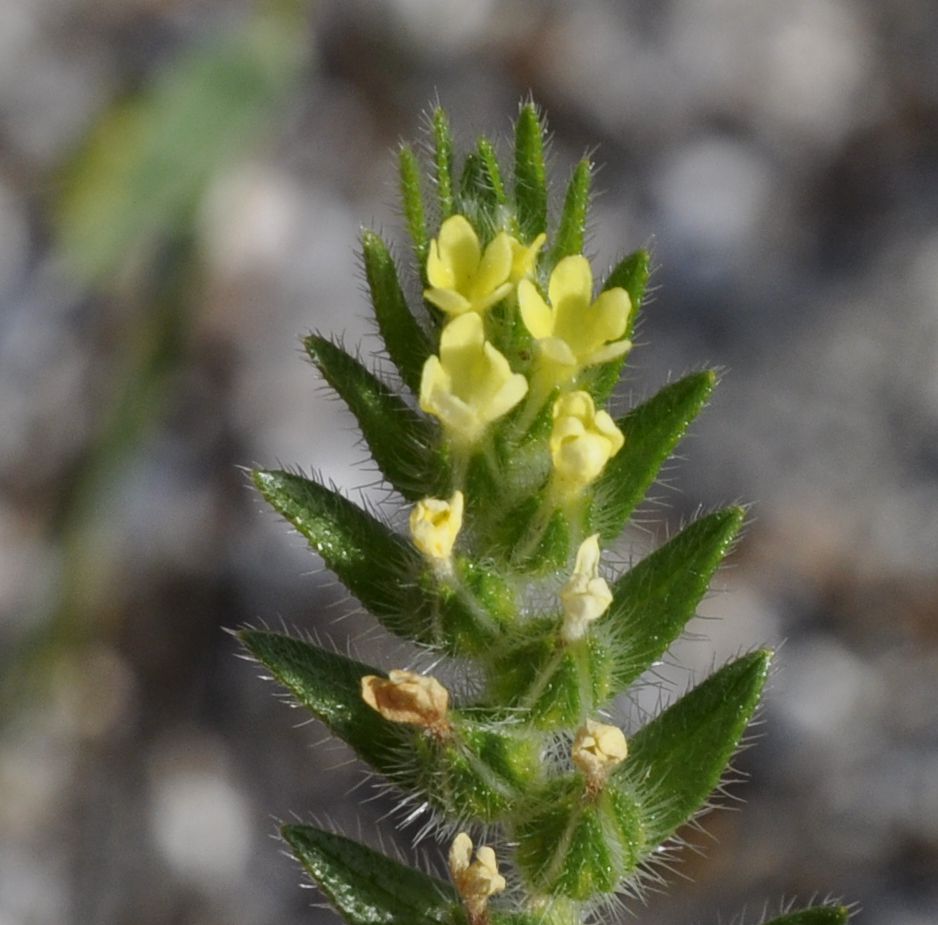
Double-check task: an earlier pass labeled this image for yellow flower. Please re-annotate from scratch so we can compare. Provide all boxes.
[509,232,547,283]
[572,719,628,788]
[420,313,528,446]
[425,215,514,317]
[560,533,613,642]
[550,391,624,494]
[409,491,464,562]
[518,255,632,382]
[449,832,506,922]
[360,670,450,733]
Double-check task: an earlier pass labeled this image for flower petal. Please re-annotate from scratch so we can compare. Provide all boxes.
[472,232,512,299]
[590,288,631,342]
[538,336,578,367]
[424,287,473,316]
[548,254,592,314]
[518,279,554,338]
[426,239,455,289]
[483,371,529,424]
[472,282,513,316]
[437,215,481,291]
[582,338,632,367]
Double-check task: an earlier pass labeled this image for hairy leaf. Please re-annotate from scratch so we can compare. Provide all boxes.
[361,230,433,395]
[399,144,429,273]
[551,160,591,264]
[591,371,716,541]
[514,104,548,240]
[240,629,402,772]
[626,650,772,845]
[433,107,456,219]
[304,335,443,500]
[762,908,851,925]
[605,507,745,689]
[282,824,459,925]
[252,469,429,641]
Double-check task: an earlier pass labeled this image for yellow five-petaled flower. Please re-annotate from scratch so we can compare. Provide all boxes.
[420,313,528,447]
[550,391,625,496]
[424,215,545,317]
[519,254,632,385]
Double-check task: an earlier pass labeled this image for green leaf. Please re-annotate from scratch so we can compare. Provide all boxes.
[762,908,851,925]
[514,104,548,240]
[399,144,429,274]
[56,8,305,283]
[588,248,652,401]
[433,107,456,219]
[304,335,443,500]
[550,159,591,264]
[591,371,717,541]
[626,650,772,845]
[253,470,509,654]
[361,230,433,395]
[282,824,459,925]
[605,507,745,689]
[252,469,429,642]
[239,629,403,773]
[476,137,507,206]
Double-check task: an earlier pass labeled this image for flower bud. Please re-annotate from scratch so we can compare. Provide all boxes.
[409,491,464,563]
[550,391,624,495]
[560,534,613,642]
[572,719,628,789]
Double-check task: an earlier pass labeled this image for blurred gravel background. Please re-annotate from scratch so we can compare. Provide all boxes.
[1,1,937,923]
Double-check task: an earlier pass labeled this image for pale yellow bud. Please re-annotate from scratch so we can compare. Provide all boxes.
[360,670,449,732]
[560,534,613,642]
[410,491,464,563]
[449,832,506,922]
[550,391,625,494]
[572,719,628,789]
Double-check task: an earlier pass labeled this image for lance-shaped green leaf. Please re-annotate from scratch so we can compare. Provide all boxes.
[514,104,548,240]
[282,824,459,925]
[626,649,772,845]
[591,371,716,541]
[399,144,429,273]
[604,506,745,689]
[252,469,430,641]
[239,629,403,773]
[361,230,433,395]
[254,470,510,653]
[550,159,591,264]
[762,909,851,925]
[588,248,652,401]
[433,107,456,219]
[476,137,507,206]
[304,335,443,500]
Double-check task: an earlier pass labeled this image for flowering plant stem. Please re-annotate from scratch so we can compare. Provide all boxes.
[240,103,850,925]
